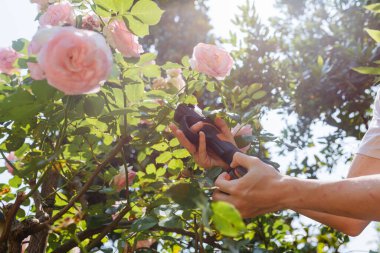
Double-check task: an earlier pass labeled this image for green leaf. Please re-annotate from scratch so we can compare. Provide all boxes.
[167,159,183,174]
[166,183,207,209]
[130,0,164,25]
[365,3,380,13]
[162,62,183,70]
[156,151,172,164]
[317,55,324,67]
[9,176,22,188]
[84,96,105,117]
[138,53,157,65]
[142,64,161,78]
[365,28,380,43]
[252,90,267,100]
[124,15,149,37]
[158,215,184,229]
[131,216,158,232]
[113,0,133,14]
[151,142,169,151]
[12,38,29,54]
[352,66,380,75]
[125,83,144,103]
[172,149,190,159]
[31,80,58,102]
[211,201,246,237]
[146,164,156,175]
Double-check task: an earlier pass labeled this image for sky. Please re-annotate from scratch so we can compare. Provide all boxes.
[0,0,378,251]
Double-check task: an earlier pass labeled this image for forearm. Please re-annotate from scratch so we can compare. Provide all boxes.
[282,175,380,221]
[296,209,369,236]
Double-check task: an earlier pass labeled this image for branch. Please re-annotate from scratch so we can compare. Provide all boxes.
[85,204,131,251]
[0,191,25,243]
[49,136,130,224]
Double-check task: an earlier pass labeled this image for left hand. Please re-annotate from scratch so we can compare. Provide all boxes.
[212,152,285,218]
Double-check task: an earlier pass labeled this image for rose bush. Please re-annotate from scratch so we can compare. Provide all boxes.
[0,1,284,252]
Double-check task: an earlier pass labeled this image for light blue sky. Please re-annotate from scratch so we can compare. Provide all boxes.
[0,0,378,251]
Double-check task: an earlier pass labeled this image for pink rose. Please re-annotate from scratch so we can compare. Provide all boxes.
[82,14,101,31]
[136,239,156,249]
[5,152,17,174]
[39,2,75,27]
[113,169,136,191]
[104,19,143,58]
[190,43,234,80]
[0,48,21,75]
[27,62,45,80]
[29,26,62,55]
[35,26,113,95]
[231,123,253,153]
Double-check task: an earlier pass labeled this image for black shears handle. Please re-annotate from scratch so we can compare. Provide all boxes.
[174,104,247,179]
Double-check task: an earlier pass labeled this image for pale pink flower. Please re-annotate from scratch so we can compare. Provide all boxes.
[136,239,156,249]
[29,26,62,55]
[0,48,21,75]
[166,68,182,78]
[113,168,136,191]
[39,2,75,27]
[27,62,45,80]
[5,152,17,174]
[231,123,253,153]
[152,77,168,90]
[166,76,185,91]
[190,43,234,80]
[35,26,113,95]
[104,19,143,57]
[82,14,101,31]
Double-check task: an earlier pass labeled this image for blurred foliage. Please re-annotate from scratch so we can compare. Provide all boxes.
[141,0,213,64]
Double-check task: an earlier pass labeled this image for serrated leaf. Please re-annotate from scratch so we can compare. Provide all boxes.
[211,201,246,237]
[130,0,164,25]
[166,183,207,209]
[84,96,105,117]
[125,83,144,103]
[146,164,156,174]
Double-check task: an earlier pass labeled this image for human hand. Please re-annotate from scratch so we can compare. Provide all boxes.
[213,152,285,218]
[169,117,235,169]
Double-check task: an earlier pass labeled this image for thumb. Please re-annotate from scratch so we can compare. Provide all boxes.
[230,152,259,170]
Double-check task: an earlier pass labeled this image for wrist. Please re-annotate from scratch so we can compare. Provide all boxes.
[278,176,312,210]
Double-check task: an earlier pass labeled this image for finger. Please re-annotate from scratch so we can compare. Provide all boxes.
[212,190,233,203]
[198,131,207,161]
[175,129,196,154]
[215,118,232,137]
[230,152,259,169]
[169,123,178,133]
[190,122,206,133]
[214,172,236,194]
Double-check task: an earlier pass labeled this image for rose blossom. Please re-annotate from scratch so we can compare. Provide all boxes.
[27,62,46,80]
[104,19,143,57]
[190,43,234,80]
[0,48,21,75]
[231,123,253,153]
[82,14,101,31]
[34,26,113,95]
[113,168,137,191]
[39,2,75,27]
[166,68,182,78]
[152,77,168,90]
[166,76,186,91]
[5,152,17,174]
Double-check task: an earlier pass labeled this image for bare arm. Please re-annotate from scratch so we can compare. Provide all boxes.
[295,154,380,236]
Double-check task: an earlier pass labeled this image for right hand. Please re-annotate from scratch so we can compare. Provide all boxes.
[169,117,236,169]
